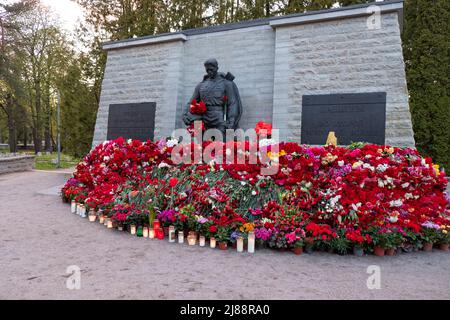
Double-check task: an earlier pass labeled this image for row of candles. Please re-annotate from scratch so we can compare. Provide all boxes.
[70,201,255,253]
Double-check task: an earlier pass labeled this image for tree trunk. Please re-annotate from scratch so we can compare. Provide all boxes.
[34,80,42,154]
[6,95,17,153]
[23,125,27,148]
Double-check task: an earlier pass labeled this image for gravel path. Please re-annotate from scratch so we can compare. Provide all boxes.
[0,170,449,300]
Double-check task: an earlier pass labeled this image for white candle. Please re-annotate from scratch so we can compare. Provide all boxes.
[210,237,216,249]
[107,219,113,229]
[169,226,176,243]
[237,236,244,252]
[103,215,108,226]
[130,225,136,235]
[149,228,155,239]
[247,231,255,253]
[88,209,96,222]
[178,231,184,244]
[71,201,76,213]
[76,204,80,215]
[99,215,105,224]
[188,235,196,246]
[199,236,206,247]
[143,227,149,238]
[79,205,86,217]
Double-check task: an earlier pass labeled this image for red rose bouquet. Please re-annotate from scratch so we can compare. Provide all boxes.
[190,99,207,114]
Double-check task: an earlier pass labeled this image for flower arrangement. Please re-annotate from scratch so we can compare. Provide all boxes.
[255,121,272,138]
[189,99,207,114]
[61,137,450,255]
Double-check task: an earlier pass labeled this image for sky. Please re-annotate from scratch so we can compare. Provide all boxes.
[41,0,85,31]
[3,0,85,32]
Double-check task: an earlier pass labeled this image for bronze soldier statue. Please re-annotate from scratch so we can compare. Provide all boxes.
[182,58,242,135]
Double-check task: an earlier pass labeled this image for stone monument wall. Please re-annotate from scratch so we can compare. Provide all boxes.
[93,0,414,148]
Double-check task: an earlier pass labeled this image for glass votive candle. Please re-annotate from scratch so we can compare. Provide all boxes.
[143,226,149,238]
[187,235,196,246]
[178,230,184,244]
[99,215,105,224]
[71,200,77,213]
[156,228,164,240]
[103,215,108,226]
[210,237,216,249]
[130,224,137,235]
[79,205,86,217]
[88,210,96,222]
[199,236,206,247]
[169,226,176,243]
[237,236,244,252]
[247,231,255,253]
[107,218,113,229]
[149,228,155,239]
[153,219,161,230]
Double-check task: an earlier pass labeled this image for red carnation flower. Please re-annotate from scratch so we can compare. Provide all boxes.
[255,121,272,137]
[169,177,178,187]
[209,225,217,233]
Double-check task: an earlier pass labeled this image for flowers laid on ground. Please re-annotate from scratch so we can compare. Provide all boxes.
[62,136,450,255]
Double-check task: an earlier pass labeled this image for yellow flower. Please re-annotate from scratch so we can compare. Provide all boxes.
[443,230,448,234]
[352,161,362,169]
[280,150,286,156]
[433,164,440,176]
[240,222,255,233]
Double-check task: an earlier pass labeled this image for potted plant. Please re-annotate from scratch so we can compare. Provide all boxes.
[420,222,440,252]
[384,228,403,256]
[437,226,449,251]
[304,237,314,254]
[345,229,372,257]
[216,226,230,250]
[292,240,304,255]
[330,230,351,255]
[370,228,388,256]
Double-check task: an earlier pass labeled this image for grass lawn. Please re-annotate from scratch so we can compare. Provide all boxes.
[34,153,79,170]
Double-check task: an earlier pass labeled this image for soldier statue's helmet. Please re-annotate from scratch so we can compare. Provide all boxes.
[204,58,218,68]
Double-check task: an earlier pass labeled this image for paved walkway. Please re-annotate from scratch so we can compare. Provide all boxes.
[0,170,449,300]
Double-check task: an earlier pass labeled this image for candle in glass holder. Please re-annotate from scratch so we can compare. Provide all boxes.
[76,204,80,215]
[169,226,176,243]
[79,205,86,218]
[99,215,105,224]
[103,215,108,226]
[130,224,137,235]
[210,237,216,248]
[149,228,155,239]
[156,228,164,240]
[178,231,184,243]
[71,201,76,213]
[187,235,196,246]
[88,210,96,222]
[237,236,244,252]
[199,236,206,247]
[143,226,149,238]
[107,218,113,229]
[137,226,143,237]
[247,231,255,253]
[153,219,161,230]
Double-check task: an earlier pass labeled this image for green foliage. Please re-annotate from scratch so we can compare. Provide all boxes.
[34,152,79,170]
[403,0,450,171]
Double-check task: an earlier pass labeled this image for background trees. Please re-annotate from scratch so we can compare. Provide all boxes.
[1,0,448,171]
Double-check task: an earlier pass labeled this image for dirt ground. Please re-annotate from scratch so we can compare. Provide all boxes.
[0,170,449,300]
